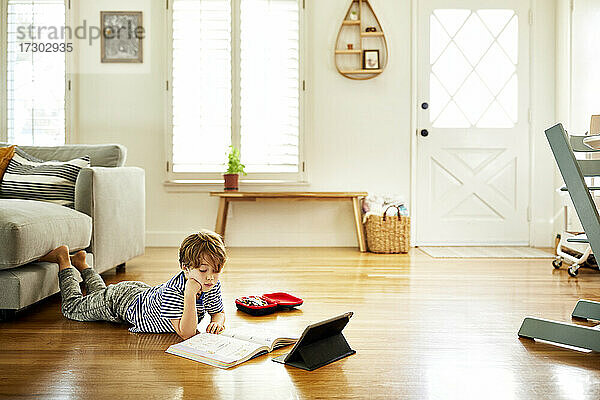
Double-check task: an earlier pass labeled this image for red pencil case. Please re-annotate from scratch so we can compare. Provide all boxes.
[235,292,303,316]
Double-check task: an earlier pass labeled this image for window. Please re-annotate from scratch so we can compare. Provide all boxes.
[4,0,67,145]
[169,0,303,179]
[429,9,518,128]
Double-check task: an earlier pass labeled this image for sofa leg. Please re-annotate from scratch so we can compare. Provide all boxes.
[0,309,16,322]
[116,263,126,273]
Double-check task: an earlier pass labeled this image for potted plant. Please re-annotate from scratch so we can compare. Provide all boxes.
[224,146,246,191]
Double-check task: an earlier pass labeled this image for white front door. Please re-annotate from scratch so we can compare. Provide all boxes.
[415,0,531,245]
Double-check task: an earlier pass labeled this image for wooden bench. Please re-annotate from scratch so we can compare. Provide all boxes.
[210,191,368,252]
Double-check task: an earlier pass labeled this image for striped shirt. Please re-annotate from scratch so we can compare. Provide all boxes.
[125,271,223,333]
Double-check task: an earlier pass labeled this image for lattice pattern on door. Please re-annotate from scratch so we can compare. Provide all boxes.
[429,9,518,128]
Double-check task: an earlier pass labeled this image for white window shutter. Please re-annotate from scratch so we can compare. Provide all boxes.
[7,0,66,145]
[240,0,300,173]
[171,0,301,175]
[172,0,232,173]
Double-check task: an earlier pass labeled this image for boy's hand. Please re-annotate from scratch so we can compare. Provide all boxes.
[184,277,202,296]
[206,322,225,334]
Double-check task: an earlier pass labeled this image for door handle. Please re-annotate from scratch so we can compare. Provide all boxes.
[420,129,429,137]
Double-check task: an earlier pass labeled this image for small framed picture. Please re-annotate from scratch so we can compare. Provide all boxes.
[363,49,380,70]
[101,11,144,63]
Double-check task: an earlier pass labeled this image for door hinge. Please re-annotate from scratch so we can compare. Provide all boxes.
[68,80,71,91]
[302,80,306,91]
[570,0,574,11]
[166,0,169,10]
[166,161,170,172]
[166,80,169,91]
[68,0,71,10]
[302,0,305,9]
[302,161,305,172]
[529,9,533,25]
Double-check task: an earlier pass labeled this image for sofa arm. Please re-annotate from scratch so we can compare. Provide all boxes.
[75,167,145,273]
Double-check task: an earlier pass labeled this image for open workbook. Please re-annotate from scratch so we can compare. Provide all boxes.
[166,325,298,368]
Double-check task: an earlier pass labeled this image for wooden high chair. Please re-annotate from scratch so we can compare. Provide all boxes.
[518,123,600,351]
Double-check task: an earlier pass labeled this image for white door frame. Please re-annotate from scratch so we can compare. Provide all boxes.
[409,0,534,246]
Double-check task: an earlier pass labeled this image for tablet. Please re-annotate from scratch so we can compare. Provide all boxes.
[272,311,355,371]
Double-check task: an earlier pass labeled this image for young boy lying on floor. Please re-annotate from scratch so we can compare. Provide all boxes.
[40,230,226,339]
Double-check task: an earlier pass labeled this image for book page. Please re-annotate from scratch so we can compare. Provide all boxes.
[175,332,263,364]
[224,325,298,349]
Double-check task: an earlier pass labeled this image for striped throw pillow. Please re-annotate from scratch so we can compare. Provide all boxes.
[0,147,90,208]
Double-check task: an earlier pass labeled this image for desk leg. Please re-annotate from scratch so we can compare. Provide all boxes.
[351,197,367,252]
[215,198,229,238]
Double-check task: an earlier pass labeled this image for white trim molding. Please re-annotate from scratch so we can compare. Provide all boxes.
[0,0,7,142]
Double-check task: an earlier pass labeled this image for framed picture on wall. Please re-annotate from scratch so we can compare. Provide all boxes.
[101,11,144,63]
[363,49,380,70]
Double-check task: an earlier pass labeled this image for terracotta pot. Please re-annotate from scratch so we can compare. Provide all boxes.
[223,174,239,191]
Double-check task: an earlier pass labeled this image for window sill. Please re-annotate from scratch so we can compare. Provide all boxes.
[163,179,310,193]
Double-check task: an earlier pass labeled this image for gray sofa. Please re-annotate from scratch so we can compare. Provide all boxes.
[0,143,145,320]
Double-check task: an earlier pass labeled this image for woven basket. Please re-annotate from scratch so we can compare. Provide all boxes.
[365,205,410,253]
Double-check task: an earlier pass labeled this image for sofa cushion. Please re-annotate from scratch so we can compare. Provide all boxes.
[0,147,90,208]
[0,199,92,270]
[0,145,15,181]
[0,253,91,309]
[0,143,126,167]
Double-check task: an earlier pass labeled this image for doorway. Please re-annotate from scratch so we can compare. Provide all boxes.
[414,0,531,245]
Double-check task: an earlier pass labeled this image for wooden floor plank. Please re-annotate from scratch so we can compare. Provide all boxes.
[1,247,599,399]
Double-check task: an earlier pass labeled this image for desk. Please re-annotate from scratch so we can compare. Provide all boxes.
[209,191,369,252]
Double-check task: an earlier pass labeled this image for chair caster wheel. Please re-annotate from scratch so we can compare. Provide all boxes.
[568,266,579,277]
[552,259,563,269]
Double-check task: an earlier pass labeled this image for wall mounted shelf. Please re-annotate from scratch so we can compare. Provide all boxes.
[339,69,383,74]
[335,50,362,54]
[334,0,388,80]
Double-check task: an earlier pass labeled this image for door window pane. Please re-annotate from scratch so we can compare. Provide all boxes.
[430,9,518,128]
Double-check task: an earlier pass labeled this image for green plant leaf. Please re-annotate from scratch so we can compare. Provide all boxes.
[225,146,247,175]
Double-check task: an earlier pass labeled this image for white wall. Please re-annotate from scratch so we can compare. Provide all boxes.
[553,0,571,235]
[530,0,557,247]
[70,0,556,247]
[551,0,600,235]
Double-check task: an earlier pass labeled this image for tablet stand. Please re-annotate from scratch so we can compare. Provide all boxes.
[274,333,355,371]
[273,312,356,371]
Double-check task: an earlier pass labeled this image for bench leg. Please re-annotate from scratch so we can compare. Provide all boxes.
[215,198,229,238]
[351,197,367,252]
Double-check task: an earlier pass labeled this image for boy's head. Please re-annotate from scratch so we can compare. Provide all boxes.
[179,230,227,273]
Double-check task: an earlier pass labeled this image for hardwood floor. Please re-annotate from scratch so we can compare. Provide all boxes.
[1,247,599,399]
